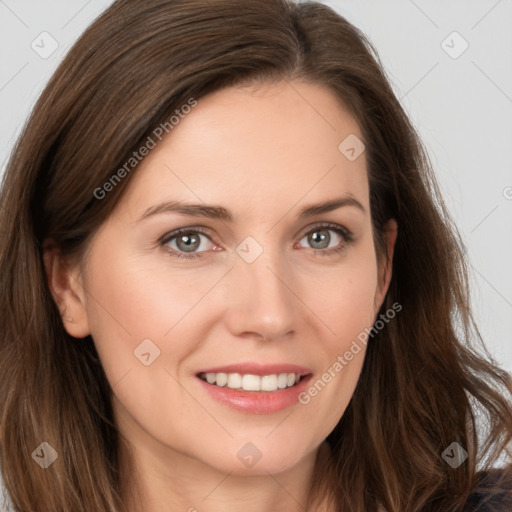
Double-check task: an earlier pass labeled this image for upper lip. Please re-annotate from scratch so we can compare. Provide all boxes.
[196,363,312,376]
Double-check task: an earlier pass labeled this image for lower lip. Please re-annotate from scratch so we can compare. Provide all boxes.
[196,374,313,414]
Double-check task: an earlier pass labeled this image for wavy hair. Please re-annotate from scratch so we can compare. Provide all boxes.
[0,0,511,510]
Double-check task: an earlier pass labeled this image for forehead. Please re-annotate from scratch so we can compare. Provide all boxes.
[119,80,368,220]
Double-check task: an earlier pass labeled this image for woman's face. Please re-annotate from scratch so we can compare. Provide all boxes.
[54,80,396,477]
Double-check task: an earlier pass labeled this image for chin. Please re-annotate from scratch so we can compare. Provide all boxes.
[200,439,314,476]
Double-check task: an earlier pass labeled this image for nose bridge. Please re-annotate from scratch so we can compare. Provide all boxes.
[226,238,297,339]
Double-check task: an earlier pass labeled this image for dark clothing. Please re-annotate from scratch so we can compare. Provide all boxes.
[464,468,512,511]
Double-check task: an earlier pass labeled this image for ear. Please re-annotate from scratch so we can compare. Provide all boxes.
[43,238,91,338]
[373,218,398,314]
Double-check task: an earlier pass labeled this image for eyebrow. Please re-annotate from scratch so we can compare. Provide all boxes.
[136,196,366,223]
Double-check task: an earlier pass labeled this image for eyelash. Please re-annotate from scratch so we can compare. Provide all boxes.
[159,223,355,261]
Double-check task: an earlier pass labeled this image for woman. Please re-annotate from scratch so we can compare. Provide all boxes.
[0,0,511,510]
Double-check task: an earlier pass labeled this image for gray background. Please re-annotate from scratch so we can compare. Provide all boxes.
[1,0,511,374]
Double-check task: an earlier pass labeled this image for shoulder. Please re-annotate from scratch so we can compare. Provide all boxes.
[463,467,512,512]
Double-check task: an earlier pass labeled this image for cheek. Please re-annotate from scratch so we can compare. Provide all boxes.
[81,248,211,439]
[84,245,223,341]
[297,244,378,422]
[81,243,230,394]
[304,247,379,344]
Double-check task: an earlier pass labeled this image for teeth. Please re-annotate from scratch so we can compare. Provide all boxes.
[261,374,277,391]
[242,374,260,391]
[227,373,242,388]
[215,373,227,387]
[201,372,301,391]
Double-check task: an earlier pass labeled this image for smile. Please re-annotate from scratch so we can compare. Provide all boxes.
[195,366,314,414]
[198,372,302,391]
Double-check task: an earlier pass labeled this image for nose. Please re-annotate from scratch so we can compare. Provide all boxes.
[222,246,297,341]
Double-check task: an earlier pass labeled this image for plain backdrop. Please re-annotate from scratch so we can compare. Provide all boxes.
[1,0,511,375]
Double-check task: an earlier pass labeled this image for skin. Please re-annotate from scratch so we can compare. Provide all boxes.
[44,80,397,512]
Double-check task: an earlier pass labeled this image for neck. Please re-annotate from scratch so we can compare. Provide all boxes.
[120,438,334,512]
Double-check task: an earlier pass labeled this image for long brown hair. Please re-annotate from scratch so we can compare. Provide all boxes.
[1,1,511,510]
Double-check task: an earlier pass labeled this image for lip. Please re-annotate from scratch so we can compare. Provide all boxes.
[195,363,312,376]
[195,367,313,415]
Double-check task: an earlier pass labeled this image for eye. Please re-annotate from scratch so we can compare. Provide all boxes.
[297,223,354,256]
[160,223,354,261]
[160,227,216,260]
